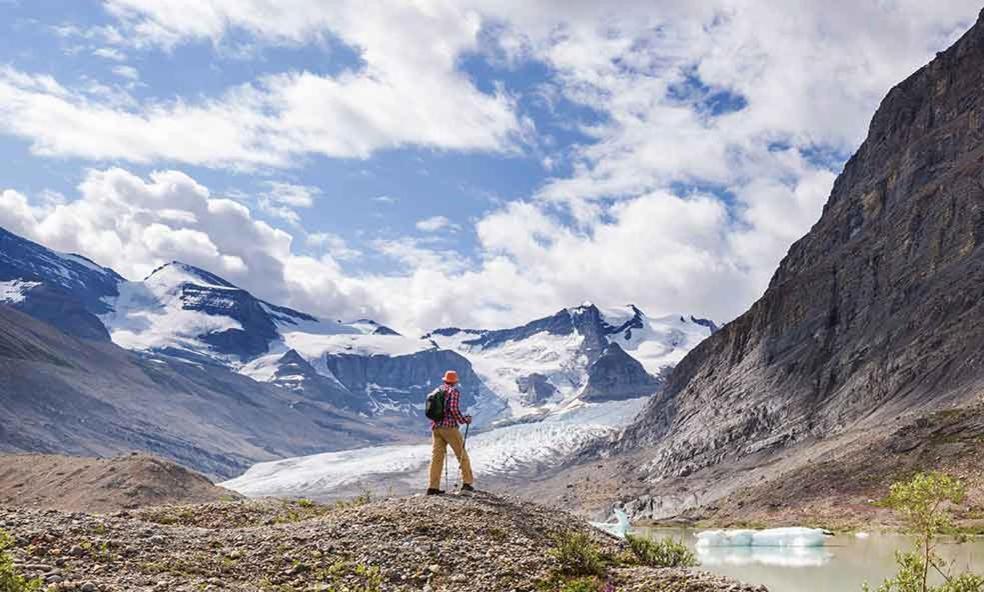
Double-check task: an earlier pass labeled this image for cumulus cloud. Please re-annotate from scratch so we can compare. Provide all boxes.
[415,216,460,233]
[0,167,793,332]
[2,168,293,301]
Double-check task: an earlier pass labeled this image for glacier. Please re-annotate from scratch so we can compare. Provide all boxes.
[221,397,647,498]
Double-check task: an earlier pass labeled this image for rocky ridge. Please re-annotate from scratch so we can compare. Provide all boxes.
[0,493,764,592]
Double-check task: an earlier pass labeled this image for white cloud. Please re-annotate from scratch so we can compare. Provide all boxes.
[415,216,460,233]
[2,168,293,302]
[111,65,140,80]
[256,181,321,225]
[265,181,319,208]
[0,190,41,239]
[306,232,361,261]
[93,47,127,61]
[0,1,529,169]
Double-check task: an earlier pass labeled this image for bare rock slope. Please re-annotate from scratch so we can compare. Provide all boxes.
[610,11,984,518]
[0,453,238,513]
[0,304,391,479]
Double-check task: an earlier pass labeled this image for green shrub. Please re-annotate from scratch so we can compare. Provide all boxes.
[0,530,42,592]
[625,534,698,568]
[549,531,605,577]
[863,472,984,592]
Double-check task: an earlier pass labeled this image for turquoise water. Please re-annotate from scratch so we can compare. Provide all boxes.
[635,528,984,592]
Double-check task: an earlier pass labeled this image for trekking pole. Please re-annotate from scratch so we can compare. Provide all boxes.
[460,423,470,491]
[444,443,449,492]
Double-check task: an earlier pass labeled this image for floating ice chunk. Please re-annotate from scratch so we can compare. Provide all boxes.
[590,509,630,539]
[696,527,828,548]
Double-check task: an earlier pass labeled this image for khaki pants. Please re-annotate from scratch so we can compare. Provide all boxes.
[428,426,474,490]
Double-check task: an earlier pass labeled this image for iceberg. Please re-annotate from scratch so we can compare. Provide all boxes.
[696,527,828,548]
[590,508,630,539]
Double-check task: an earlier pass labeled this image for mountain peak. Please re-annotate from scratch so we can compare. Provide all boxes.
[568,302,599,314]
[144,261,236,289]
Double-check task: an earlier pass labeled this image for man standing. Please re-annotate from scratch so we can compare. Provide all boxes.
[427,370,475,495]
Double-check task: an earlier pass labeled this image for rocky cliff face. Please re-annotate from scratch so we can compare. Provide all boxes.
[620,11,984,485]
[268,349,370,413]
[323,348,481,415]
[581,343,664,402]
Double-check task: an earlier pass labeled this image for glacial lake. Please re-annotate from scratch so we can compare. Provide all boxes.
[636,528,984,592]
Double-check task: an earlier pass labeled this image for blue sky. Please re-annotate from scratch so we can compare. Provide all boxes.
[0,1,979,331]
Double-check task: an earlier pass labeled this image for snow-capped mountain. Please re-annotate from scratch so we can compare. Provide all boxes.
[101,261,327,362]
[0,223,720,488]
[426,304,715,420]
[100,260,483,420]
[0,224,715,430]
[0,226,123,340]
[0,229,486,422]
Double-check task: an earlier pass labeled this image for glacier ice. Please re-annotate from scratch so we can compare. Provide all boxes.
[222,398,647,498]
[696,527,829,548]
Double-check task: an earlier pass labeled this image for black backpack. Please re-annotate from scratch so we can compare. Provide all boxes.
[425,387,446,421]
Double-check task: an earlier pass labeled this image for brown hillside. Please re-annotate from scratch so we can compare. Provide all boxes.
[0,453,238,513]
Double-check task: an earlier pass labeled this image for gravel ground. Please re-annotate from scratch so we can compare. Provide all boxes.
[1,492,766,591]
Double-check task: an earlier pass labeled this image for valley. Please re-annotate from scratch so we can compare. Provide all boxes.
[2,4,984,592]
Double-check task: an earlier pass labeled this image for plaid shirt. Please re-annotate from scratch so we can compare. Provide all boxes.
[431,384,469,429]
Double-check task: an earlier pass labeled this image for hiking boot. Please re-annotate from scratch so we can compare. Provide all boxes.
[426,488,445,496]
[460,483,476,493]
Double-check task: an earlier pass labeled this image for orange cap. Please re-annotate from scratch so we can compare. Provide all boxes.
[443,370,459,384]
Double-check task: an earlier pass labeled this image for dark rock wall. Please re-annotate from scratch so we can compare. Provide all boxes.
[323,348,483,412]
